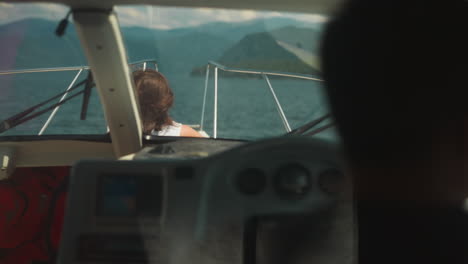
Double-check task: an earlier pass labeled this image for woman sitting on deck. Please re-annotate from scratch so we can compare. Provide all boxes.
[133,69,202,137]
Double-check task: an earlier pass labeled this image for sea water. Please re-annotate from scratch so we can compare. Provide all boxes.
[0,71,338,141]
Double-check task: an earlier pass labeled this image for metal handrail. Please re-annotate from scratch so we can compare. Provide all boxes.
[202,61,323,138]
[129,58,158,66]
[213,67,219,138]
[0,66,90,76]
[200,65,210,132]
[262,74,292,132]
[129,59,159,71]
[207,61,324,82]
[0,59,159,76]
[0,59,159,135]
[2,59,322,138]
[38,69,84,135]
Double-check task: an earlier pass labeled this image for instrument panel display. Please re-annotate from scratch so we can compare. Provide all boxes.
[97,174,163,217]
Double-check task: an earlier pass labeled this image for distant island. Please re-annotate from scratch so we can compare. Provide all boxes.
[191,27,322,78]
[0,18,322,77]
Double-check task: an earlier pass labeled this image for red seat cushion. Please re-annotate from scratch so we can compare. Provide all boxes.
[0,166,70,264]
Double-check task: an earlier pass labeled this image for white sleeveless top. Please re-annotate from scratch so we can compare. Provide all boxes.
[151,121,182,136]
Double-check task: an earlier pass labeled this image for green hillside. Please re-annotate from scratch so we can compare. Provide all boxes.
[124,32,232,73]
[0,19,233,74]
[0,19,86,69]
[192,31,320,76]
[269,26,323,53]
[0,19,322,76]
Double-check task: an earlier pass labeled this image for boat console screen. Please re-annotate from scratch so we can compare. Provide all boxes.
[97,174,163,217]
[58,137,355,264]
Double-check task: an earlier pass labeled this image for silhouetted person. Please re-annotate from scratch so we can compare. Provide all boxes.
[322,0,468,263]
[133,69,202,137]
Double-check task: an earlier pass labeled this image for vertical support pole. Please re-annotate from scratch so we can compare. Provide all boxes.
[142,62,147,71]
[74,10,142,157]
[262,74,291,132]
[38,69,84,135]
[200,64,210,131]
[213,67,218,138]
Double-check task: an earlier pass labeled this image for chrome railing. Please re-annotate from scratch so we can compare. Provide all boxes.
[0,59,159,76]
[38,69,84,135]
[200,61,324,138]
[0,59,159,135]
[1,59,324,138]
[129,59,159,72]
[0,66,90,75]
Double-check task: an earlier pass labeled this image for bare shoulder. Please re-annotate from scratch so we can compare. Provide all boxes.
[181,125,203,137]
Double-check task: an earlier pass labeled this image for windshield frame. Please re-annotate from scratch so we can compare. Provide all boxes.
[0,4,335,156]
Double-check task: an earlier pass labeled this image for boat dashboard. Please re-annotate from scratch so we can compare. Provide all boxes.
[58,136,354,264]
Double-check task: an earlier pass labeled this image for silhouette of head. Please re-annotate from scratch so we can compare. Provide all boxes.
[133,69,174,133]
[322,0,468,168]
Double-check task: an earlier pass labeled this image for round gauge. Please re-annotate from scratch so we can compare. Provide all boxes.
[274,164,311,199]
[236,168,268,195]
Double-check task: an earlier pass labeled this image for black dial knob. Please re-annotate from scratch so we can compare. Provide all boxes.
[274,164,310,199]
[236,168,267,195]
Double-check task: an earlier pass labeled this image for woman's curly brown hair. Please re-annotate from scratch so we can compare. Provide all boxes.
[133,69,174,133]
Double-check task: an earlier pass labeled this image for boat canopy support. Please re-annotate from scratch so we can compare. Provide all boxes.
[262,74,291,132]
[201,61,323,136]
[73,9,142,157]
[38,69,84,135]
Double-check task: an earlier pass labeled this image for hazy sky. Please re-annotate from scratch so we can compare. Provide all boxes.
[0,3,328,29]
